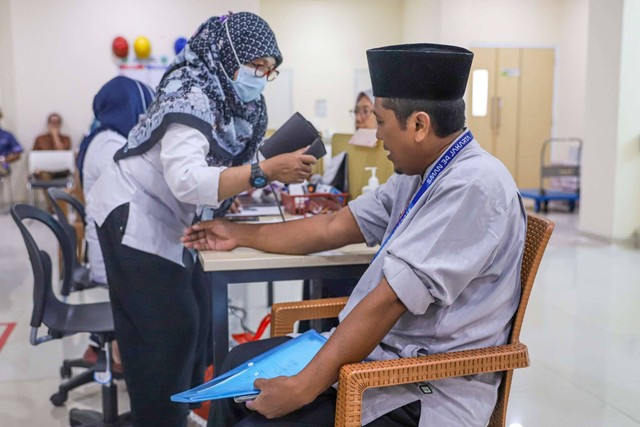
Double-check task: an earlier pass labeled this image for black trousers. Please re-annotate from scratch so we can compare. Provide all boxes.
[209,337,420,427]
[97,204,211,427]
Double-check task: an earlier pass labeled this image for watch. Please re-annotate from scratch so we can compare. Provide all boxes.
[249,160,269,189]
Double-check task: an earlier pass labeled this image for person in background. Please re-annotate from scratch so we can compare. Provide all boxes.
[0,107,23,176]
[33,112,72,151]
[353,89,377,130]
[31,112,73,203]
[88,12,315,427]
[77,75,154,286]
[76,75,154,376]
[183,43,526,427]
[303,88,378,332]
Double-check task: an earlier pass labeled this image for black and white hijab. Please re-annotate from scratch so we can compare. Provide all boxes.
[115,11,282,219]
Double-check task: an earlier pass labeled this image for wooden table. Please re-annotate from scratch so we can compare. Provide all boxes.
[199,243,376,374]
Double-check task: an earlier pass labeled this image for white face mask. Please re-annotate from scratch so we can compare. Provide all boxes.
[220,21,267,102]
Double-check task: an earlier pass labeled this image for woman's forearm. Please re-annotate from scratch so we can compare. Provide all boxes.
[218,164,254,201]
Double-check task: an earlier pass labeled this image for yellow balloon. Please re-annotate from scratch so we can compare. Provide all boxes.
[134,36,152,59]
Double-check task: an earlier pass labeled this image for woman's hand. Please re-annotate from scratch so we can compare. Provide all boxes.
[229,198,243,213]
[261,147,316,184]
[181,219,239,251]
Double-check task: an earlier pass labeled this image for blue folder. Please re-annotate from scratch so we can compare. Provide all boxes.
[171,330,327,403]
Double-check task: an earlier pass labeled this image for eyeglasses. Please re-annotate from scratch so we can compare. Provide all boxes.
[251,62,279,82]
[349,107,374,118]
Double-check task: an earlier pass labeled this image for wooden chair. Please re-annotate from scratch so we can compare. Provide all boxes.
[270,213,554,427]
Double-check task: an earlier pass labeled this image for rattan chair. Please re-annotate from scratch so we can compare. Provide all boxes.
[270,213,554,427]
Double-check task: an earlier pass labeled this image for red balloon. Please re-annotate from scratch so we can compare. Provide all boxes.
[112,36,129,59]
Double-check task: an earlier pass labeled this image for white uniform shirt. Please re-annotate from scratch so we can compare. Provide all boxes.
[87,123,226,265]
[82,130,125,284]
[342,135,526,426]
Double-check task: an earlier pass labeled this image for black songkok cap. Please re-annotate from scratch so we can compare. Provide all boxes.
[367,43,473,100]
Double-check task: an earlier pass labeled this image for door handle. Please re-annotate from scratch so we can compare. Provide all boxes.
[496,97,502,132]
[490,97,499,131]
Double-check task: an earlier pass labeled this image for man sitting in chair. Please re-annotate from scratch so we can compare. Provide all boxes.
[182,43,527,427]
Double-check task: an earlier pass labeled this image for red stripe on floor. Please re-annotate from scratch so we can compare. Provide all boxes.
[0,322,17,352]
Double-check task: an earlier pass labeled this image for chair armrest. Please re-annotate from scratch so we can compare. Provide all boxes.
[335,343,529,427]
[270,297,348,337]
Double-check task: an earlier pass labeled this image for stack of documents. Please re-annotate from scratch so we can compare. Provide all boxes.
[171,330,327,403]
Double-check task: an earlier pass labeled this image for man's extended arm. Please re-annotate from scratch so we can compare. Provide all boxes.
[182,205,366,255]
[246,277,407,418]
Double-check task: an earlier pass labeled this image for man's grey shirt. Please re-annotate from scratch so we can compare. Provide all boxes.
[341,135,526,426]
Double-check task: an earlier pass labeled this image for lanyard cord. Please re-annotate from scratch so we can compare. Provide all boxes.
[371,129,474,263]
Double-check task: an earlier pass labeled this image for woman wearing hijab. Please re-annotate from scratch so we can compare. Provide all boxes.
[353,89,376,130]
[78,75,154,286]
[88,12,315,427]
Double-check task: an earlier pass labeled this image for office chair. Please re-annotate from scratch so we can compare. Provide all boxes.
[27,150,75,208]
[11,204,128,426]
[270,213,554,427]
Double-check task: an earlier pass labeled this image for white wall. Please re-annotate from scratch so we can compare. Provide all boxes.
[580,0,623,239]
[9,0,259,149]
[555,0,588,139]
[6,0,629,240]
[402,0,441,44]
[4,0,258,200]
[401,0,589,142]
[0,0,16,121]
[579,0,640,243]
[613,0,640,240]
[259,0,403,135]
[0,0,20,203]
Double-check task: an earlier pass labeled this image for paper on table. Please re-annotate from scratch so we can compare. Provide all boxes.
[171,330,327,403]
[226,206,283,217]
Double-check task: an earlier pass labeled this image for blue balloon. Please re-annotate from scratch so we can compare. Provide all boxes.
[174,37,188,55]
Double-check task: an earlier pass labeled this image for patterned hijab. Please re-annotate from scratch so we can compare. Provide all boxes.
[114,12,282,218]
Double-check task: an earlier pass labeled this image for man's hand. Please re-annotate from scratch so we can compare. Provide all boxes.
[48,123,60,136]
[245,376,316,419]
[181,219,239,251]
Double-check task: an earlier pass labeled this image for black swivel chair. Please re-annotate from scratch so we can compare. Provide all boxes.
[11,204,128,426]
[47,187,105,295]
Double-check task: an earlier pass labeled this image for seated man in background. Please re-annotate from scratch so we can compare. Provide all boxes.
[33,112,72,152]
[31,112,73,189]
[183,43,526,426]
[0,107,23,176]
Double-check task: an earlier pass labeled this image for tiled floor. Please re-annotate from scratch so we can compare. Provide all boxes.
[0,205,639,426]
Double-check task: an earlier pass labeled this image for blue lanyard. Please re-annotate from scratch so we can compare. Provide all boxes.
[371,129,474,262]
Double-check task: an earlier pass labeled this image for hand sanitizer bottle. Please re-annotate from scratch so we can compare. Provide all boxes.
[362,167,379,194]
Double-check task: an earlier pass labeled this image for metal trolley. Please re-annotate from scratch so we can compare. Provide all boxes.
[520,137,583,213]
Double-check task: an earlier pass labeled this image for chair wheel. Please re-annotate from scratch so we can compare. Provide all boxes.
[60,365,72,378]
[50,390,68,406]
